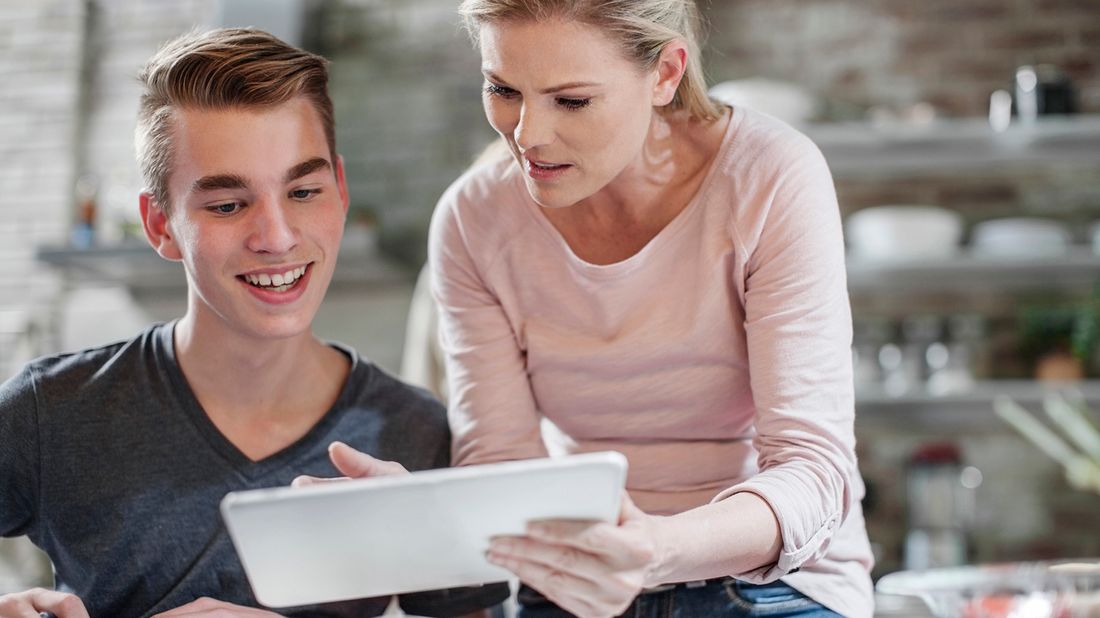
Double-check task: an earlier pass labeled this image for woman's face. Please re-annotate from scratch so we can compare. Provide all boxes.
[478,18,661,209]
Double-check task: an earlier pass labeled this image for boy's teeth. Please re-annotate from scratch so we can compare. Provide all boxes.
[245,266,307,290]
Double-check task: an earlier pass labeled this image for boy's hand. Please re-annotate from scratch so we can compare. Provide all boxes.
[292,441,409,487]
[0,587,89,618]
[151,597,282,616]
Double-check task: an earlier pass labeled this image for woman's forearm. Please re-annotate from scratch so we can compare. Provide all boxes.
[645,491,782,587]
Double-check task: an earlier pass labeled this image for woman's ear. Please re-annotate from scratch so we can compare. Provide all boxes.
[140,192,183,261]
[652,40,688,107]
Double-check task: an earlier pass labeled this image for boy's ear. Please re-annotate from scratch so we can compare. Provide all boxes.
[335,154,350,215]
[140,192,182,261]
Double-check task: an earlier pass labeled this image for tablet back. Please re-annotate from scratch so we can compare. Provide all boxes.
[221,451,627,608]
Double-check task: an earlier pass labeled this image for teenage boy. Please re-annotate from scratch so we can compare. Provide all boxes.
[0,28,507,618]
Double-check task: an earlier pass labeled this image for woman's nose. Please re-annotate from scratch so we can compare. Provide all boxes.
[246,198,297,254]
[514,104,553,152]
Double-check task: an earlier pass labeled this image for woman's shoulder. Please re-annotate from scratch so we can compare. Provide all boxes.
[430,151,531,252]
[723,106,827,174]
[705,107,838,246]
[438,149,522,213]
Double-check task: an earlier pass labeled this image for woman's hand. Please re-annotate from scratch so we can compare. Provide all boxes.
[151,597,282,616]
[486,495,662,618]
[292,441,408,486]
[0,588,89,618]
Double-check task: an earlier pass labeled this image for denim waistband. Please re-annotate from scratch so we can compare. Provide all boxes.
[640,575,734,595]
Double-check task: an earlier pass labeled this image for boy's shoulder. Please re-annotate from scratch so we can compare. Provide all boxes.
[331,346,450,470]
[5,323,168,400]
[338,347,446,422]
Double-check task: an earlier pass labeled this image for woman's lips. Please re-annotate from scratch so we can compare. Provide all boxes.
[525,158,572,181]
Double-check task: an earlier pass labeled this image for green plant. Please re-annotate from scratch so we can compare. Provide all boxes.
[1018,299,1100,366]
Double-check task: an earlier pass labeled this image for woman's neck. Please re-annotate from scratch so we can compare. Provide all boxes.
[543,106,730,265]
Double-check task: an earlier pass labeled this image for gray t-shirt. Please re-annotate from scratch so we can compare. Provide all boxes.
[0,323,508,617]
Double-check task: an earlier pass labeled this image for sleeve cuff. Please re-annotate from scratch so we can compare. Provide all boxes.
[712,478,841,582]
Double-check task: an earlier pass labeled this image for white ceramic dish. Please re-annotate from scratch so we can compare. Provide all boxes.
[876,559,1100,618]
[708,78,819,125]
[970,217,1071,258]
[845,205,963,261]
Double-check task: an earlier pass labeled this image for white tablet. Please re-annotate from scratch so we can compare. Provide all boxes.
[220,451,628,608]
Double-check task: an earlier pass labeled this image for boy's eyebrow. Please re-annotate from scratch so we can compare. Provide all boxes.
[191,174,247,194]
[285,157,331,183]
[188,158,330,195]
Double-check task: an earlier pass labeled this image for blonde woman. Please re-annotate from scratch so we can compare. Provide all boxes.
[339,1,873,616]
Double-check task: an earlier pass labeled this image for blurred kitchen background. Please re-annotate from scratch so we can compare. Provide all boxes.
[2,0,1100,613]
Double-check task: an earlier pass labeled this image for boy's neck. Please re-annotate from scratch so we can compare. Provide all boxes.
[172,310,351,461]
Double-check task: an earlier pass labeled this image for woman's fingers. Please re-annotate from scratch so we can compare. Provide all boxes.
[489,534,605,585]
[488,533,646,618]
[525,518,656,570]
[486,495,659,617]
[486,545,626,618]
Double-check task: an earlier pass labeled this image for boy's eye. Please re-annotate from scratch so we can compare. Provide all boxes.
[290,188,321,200]
[556,97,591,110]
[209,202,241,215]
[484,83,519,99]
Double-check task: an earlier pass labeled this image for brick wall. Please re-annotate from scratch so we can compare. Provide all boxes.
[0,0,83,313]
[315,0,492,265]
[79,1,218,245]
[0,0,215,368]
[705,0,1100,118]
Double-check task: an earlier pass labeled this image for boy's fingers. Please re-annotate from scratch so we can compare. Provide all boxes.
[328,441,408,478]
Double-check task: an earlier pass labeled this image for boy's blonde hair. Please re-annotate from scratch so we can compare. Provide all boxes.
[135,28,335,212]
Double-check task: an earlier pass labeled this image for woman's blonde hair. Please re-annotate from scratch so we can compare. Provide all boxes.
[457,0,722,122]
[135,28,335,212]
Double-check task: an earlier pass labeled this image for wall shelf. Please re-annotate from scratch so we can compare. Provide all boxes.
[804,114,1100,177]
[35,242,412,295]
[856,379,1100,430]
[846,249,1100,295]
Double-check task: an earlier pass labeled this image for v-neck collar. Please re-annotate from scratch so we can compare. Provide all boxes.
[155,321,363,481]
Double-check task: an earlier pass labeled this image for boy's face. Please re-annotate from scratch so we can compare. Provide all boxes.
[141,97,348,341]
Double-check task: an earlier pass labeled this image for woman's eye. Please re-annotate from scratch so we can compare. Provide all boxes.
[290,188,321,200]
[557,97,591,111]
[485,83,519,99]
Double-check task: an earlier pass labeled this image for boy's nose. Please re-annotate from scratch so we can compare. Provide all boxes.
[247,199,297,254]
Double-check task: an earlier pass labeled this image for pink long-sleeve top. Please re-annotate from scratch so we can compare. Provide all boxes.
[429,106,874,617]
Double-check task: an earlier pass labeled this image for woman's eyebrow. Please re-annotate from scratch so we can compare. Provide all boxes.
[483,70,599,94]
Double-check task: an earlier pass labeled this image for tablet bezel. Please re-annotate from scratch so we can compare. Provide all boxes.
[220,451,628,608]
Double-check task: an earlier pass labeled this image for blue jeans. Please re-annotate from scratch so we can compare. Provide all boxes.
[516,578,843,618]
